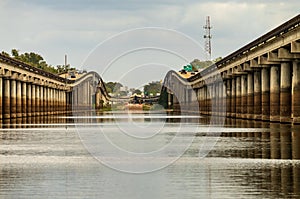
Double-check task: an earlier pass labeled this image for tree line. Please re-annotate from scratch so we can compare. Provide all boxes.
[1,49,75,74]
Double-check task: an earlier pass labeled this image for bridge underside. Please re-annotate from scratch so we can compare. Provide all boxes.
[162,14,300,124]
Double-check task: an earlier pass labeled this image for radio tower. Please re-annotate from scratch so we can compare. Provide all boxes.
[203,16,212,61]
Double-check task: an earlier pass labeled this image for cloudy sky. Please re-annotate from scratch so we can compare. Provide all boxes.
[0,0,299,88]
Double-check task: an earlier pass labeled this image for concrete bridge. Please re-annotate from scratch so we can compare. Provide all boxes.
[0,54,109,121]
[162,14,300,124]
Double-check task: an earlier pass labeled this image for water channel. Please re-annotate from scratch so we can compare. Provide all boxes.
[0,111,300,198]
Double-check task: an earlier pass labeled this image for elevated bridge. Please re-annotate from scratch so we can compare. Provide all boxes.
[0,54,109,120]
[162,14,300,124]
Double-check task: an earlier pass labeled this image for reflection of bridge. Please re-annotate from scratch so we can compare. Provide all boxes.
[162,14,300,124]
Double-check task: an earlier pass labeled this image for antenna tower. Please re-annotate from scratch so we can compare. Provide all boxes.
[203,16,212,61]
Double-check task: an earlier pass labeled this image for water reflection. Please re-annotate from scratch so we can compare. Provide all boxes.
[215,118,300,160]
[0,112,300,198]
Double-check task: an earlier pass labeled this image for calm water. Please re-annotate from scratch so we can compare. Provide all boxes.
[0,112,300,198]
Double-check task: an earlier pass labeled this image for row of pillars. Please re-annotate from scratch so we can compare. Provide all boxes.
[195,61,300,124]
[0,76,71,120]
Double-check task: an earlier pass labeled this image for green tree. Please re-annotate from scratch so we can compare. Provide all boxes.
[132,89,142,95]
[1,51,10,57]
[9,49,60,74]
[144,81,162,96]
[105,82,123,94]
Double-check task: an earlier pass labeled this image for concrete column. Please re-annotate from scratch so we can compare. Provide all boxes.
[61,91,65,113]
[220,81,225,116]
[40,86,44,115]
[48,88,52,115]
[280,62,292,123]
[292,61,300,123]
[22,82,27,117]
[31,84,36,117]
[54,89,58,114]
[241,74,248,118]
[226,79,231,117]
[43,87,47,115]
[270,65,280,122]
[231,78,236,117]
[16,81,22,118]
[58,90,62,113]
[36,85,40,116]
[211,82,219,115]
[262,68,270,121]
[204,86,208,115]
[247,72,254,119]
[236,76,241,118]
[27,84,31,117]
[254,70,262,120]
[0,77,3,120]
[10,79,16,118]
[3,78,10,119]
[168,92,172,109]
[207,84,211,115]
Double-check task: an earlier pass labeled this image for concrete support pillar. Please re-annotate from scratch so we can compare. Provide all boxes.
[43,87,47,115]
[220,81,226,116]
[54,89,58,114]
[241,74,248,118]
[27,84,31,117]
[226,80,231,117]
[247,73,254,119]
[40,86,44,115]
[231,78,236,118]
[207,84,212,115]
[22,82,27,117]
[292,61,300,123]
[31,84,36,117]
[35,85,40,116]
[168,92,173,109]
[236,76,241,118]
[211,82,219,115]
[204,86,208,115]
[262,68,270,121]
[10,79,16,119]
[3,78,10,119]
[16,81,22,118]
[0,77,3,120]
[270,65,280,122]
[280,62,292,123]
[62,91,65,113]
[48,88,52,115]
[254,70,262,120]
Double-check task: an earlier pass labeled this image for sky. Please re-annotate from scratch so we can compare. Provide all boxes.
[0,0,299,88]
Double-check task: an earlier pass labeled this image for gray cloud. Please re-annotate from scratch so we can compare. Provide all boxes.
[1,0,299,86]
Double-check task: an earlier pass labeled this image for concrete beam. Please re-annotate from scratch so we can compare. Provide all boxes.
[243,63,253,71]
[278,47,300,59]
[291,41,300,53]
[267,51,291,62]
[258,56,279,65]
[250,59,259,67]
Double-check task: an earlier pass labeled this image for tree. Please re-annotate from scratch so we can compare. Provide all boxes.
[9,49,60,74]
[105,82,123,94]
[1,51,10,57]
[144,81,162,96]
[132,89,142,95]
[190,59,213,70]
